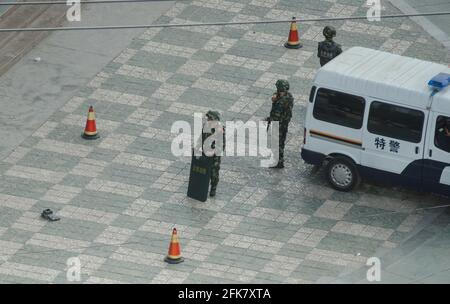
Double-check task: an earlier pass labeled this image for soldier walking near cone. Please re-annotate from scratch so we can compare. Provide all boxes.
[265,80,294,169]
[318,26,343,66]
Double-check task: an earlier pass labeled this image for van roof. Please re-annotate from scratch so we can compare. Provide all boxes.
[315,47,450,114]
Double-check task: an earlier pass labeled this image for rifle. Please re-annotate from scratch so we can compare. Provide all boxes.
[266,93,278,132]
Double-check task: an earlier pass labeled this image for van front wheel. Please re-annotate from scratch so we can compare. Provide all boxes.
[326,157,360,192]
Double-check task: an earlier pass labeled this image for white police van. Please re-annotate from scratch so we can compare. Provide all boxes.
[301,47,450,197]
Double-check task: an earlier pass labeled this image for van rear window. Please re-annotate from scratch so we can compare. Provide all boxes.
[312,88,365,129]
[368,101,424,143]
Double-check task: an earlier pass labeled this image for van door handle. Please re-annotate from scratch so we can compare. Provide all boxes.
[415,147,419,154]
[429,149,433,157]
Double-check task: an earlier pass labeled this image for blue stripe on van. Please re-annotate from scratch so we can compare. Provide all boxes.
[360,160,449,197]
[301,148,450,197]
[358,163,422,190]
[301,148,326,166]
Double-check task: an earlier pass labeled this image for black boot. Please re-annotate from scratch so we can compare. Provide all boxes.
[270,162,284,169]
[209,187,216,197]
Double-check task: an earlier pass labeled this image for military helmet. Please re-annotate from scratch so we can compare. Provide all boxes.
[206,110,221,121]
[323,26,336,39]
[275,79,290,92]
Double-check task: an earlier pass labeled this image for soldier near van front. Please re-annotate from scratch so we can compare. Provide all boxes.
[318,26,342,67]
[265,80,294,169]
[197,110,226,197]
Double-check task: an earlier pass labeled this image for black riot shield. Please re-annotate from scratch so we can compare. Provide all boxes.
[187,150,213,202]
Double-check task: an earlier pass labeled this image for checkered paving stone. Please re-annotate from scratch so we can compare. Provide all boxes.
[0,0,449,284]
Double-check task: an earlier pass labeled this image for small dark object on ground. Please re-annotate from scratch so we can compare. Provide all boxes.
[41,209,60,221]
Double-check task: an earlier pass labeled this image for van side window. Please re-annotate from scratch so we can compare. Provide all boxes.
[434,116,450,153]
[368,101,424,143]
[312,88,365,129]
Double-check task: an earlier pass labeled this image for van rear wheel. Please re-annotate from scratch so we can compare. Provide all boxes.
[326,157,360,192]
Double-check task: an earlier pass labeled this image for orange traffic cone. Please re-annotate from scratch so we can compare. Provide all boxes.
[82,105,99,140]
[284,17,302,49]
[164,228,184,264]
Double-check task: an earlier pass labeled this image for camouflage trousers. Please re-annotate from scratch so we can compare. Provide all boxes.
[210,156,221,190]
[278,123,289,164]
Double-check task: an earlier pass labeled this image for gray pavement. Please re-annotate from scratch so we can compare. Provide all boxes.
[0,0,449,284]
[390,0,450,49]
[328,206,450,283]
[414,0,450,38]
[0,1,175,160]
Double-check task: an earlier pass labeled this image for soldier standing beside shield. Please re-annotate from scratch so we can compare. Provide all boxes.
[318,26,343,67]
[198,110,225,197]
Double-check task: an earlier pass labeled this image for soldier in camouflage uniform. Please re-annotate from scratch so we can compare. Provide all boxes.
[199,110,225,197]
[266,80,294,169]
[318,26,342,67]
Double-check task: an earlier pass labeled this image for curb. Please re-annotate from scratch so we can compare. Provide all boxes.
[0,4,67,76]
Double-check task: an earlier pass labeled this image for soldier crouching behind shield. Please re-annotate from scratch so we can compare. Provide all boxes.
[265,80,294,169]
[318,26,342,67]
[195,110,226,197]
